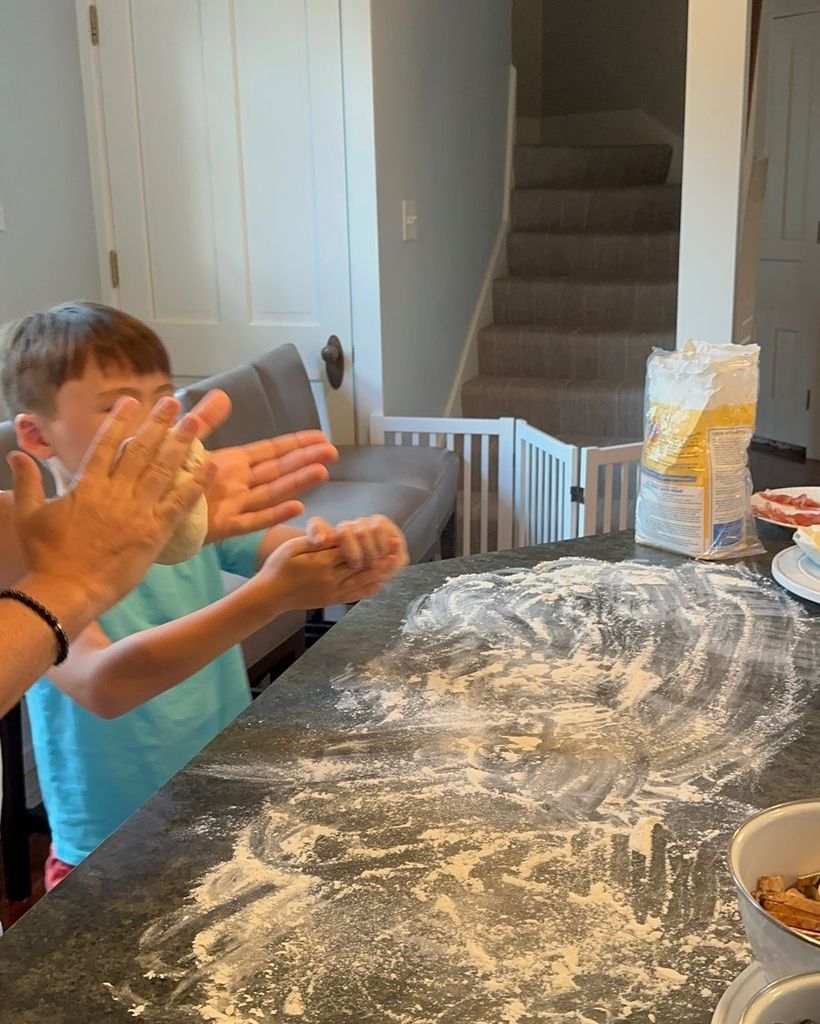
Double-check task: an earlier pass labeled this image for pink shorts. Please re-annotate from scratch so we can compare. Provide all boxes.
[44,846,74,892]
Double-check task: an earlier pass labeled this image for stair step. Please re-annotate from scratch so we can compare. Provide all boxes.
[477,325,675,384]
[507,230,679,280]
[512,184,682,233]
[493,277,678,331]
[514,143,673,189]
[462,375,645,442]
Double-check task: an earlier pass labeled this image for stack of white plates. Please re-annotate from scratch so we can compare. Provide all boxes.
[772,545,820,604]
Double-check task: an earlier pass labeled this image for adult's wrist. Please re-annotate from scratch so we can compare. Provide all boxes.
[13,572,102,641]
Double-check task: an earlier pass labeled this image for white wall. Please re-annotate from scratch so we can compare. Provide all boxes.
[340,0,385,444]
[0,1,100,326]
[676,0,751,344]
[541,0,688,137]
[370,0,512,417]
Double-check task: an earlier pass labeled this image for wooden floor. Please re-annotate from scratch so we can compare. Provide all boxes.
[2,443,818,933]
[749,442,820,490]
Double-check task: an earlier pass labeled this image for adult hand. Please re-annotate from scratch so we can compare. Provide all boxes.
[185,389,338,543]
[9,395,211,619]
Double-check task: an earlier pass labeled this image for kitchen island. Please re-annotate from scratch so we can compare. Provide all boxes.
[1,531,818,1023]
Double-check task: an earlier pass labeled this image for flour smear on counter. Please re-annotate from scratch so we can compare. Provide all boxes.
[120,559,817,1023]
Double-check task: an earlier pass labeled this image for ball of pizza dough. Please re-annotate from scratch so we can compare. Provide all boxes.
[154,437,209,565]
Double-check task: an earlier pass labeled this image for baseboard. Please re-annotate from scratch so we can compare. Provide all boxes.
[444,65,516,418]
[443,221,508,417]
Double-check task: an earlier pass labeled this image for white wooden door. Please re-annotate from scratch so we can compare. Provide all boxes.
[80,0,355,442]
[756,6,820,452]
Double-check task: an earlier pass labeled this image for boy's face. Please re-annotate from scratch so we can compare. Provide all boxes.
[16,360,174,478]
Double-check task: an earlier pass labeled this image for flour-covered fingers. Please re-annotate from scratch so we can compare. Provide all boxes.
[115,397,187,485]
[135,414,201,500]
[333,520,364,569]
[75,397,143,482]
[306,516,335,547]
[155,461,213,529]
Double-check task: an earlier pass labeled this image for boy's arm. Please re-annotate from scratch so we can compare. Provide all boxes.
[45,584,271,719]
[46,537,390,719]
[254,524,306,569]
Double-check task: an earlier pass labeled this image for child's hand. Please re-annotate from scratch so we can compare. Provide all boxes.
[255,535,393,612]
[305,515,409,579]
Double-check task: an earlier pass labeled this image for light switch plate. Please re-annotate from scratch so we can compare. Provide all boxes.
[402,200,418,241]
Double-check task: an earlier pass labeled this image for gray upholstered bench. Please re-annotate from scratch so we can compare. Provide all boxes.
[177,345,459,564]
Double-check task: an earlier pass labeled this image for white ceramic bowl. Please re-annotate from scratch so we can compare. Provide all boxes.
[739,971,820,1023]
[794,533,820,570]
[730,800,820,985]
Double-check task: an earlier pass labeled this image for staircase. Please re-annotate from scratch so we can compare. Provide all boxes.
[462,143,681,446]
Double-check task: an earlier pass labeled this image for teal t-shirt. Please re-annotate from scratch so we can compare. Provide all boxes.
[26,533,262,866]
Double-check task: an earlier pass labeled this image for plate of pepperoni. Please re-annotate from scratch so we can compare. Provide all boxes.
[751,487,820,528]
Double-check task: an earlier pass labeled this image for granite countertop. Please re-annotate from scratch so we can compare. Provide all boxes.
[1,530,818,1024]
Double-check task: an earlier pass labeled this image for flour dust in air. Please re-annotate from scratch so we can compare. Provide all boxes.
[115,558,816,1023]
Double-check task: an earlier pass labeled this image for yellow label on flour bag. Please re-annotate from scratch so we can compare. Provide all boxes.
[635,340,762,559]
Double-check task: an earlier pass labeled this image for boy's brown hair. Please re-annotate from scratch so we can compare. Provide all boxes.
[0,302,171,416]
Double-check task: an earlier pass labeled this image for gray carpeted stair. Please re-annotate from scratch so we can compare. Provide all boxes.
[477,326,675,385]
[514,143,674,189]
[507,230,679,280]
[462,376,645,442]
[511,184,682,233]
[462,141,680,445]
[493,278,678,332]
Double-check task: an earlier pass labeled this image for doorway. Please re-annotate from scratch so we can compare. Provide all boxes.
[76,0,357,442]
[754,0,820,456]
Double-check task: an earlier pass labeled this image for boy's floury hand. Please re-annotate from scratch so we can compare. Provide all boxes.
[255,535,391,612]
[306,515,409,576]
[8,396,211,616]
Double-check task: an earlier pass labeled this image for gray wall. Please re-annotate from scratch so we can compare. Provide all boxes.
[0,0,101,327]
[541,0,688,135]
[371,0,512,416]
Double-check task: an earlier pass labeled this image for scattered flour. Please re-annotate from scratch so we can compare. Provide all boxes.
[116,558,817,1023]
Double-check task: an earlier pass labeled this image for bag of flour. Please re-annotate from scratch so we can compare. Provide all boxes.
[635,340,763,559]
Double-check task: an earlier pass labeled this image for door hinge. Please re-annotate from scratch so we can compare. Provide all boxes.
[807,389,812,412]
[570,485,585,504]
[109,250,120,289]
[89,4,99,46]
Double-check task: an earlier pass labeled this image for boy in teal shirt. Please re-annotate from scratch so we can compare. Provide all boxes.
[1,302,408,887]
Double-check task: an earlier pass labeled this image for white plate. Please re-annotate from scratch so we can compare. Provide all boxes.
[772,546,820,605]
[752,487,820,527]
[712,963,766,1023]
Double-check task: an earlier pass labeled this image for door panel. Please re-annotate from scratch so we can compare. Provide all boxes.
[91,0,354,441]
[756,9,820,450]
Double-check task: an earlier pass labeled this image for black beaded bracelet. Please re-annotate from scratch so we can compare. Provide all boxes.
[0,588,70,665]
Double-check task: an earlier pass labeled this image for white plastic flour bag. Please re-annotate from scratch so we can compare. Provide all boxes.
[635,340,763,560]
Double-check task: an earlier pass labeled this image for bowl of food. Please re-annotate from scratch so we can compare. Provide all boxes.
[794,527,820,570]
[738,972,820,1023]
[730,800,820,985]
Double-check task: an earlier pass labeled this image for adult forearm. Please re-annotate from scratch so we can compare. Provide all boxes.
[0,574,97,715]
[0,492,25,587]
